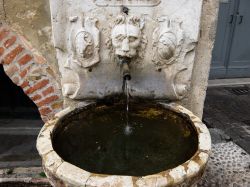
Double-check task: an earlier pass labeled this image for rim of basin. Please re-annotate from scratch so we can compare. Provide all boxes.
[36,102,211,186]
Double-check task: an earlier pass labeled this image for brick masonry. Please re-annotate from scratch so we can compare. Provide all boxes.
[0,24,63,122]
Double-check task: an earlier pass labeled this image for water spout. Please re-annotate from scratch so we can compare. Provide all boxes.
[119,57,131,81]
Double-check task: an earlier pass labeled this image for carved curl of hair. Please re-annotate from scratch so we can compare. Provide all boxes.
[114,15,126,25]
[114,15,143,29]
[128,16,141,27]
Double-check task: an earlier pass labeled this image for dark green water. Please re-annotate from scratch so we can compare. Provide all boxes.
[53,103,198,176]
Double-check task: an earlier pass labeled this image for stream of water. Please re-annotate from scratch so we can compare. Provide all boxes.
[124,79,132,136]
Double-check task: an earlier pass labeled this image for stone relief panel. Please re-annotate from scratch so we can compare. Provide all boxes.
[106,14,147,62]
[69,17,100,69]
[94,0,161,7]
[152,19,184,70]
[49,0,203,102]
[60,16,101,98]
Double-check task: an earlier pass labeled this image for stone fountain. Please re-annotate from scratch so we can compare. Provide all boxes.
[37,0,211,186]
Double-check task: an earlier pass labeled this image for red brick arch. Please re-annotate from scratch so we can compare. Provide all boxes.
[0,24,63,122]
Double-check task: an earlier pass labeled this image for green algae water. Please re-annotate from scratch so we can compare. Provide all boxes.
[53,102,198,176]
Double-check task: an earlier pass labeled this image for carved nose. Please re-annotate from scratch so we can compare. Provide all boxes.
[121,38,129,52]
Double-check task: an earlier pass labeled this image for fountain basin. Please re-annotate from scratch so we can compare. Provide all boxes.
[37,102,211,187]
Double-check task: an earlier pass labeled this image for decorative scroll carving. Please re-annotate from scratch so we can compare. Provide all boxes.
[107,14,147,60]
[69,17,100,68]
[94,0,161,7]
[173,66,188,99]
[61,70,80,98]
[165,65,188,100]
[152,19,184,69]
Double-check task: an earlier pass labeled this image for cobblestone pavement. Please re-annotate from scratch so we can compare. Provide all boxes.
[198,142,250,187]
[200,85,250,187]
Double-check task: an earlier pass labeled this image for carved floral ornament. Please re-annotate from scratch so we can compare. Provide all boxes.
[66,16,100,69]
[152,19,184,69]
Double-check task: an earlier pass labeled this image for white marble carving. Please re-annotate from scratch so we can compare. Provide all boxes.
[49,0,203,101]
[171,66,189,99]
[60,16,101,98]
[109,14,145,59]
[70,17,100,68]
[152,19,184,69]
[94,0,161,7]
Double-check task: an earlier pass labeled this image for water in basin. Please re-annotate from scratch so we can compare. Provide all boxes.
[52,102,198,176]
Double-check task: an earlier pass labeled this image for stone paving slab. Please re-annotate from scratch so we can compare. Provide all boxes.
[0,179,50,187]
[0,167,50,186]
[0,127,41,135]
[0,119,43,128]
[0,167,45,179]
[203,85,250,153]
[0,160,41,169]
[0,134,41,169]
[0,119,43,169]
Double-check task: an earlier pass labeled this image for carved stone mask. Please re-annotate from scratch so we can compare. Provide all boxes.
[111,16,142,58]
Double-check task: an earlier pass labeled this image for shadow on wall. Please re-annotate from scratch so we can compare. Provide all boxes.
[0,64,41,119]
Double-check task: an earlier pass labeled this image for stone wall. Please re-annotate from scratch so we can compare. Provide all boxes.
[0,0,63,121]
[0,0,59,81]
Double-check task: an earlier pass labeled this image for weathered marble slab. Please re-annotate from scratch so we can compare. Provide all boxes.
[50,0,203,100]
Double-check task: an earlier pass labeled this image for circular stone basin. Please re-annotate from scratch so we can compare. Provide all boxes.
[53,103,198,176]
[37,102,211,187]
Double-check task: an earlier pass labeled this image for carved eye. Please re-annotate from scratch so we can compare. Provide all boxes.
[115,34,126,42]
[128,36,138,42]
